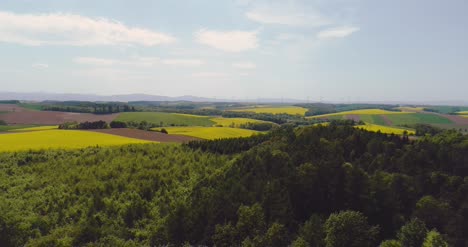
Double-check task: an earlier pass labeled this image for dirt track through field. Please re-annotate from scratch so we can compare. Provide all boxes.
[90,129,200,143]
[381,115,393,125]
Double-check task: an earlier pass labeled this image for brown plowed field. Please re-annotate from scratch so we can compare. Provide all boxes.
[441,114,468,125]
[0,111,120,125]
[0,104,29,112]
[90,128,199,143]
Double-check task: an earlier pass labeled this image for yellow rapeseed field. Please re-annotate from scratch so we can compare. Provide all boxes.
[0,130,151,152]
[210,117,267,127]
[153,126,259,140]
[355,123,415,135]
[230,106,308,116]
[308,109,409,118]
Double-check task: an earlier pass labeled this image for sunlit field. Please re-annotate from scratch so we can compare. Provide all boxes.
[230,106,308,116]
[307,109,409,119]
[355,123,415,135]
[153,126,259,140]
[0,130,151,152]
[117,112,214,126]
[210,117,267,127]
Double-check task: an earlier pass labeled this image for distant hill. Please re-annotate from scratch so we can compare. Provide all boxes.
[0,92,216,103]
[0,92,307,103]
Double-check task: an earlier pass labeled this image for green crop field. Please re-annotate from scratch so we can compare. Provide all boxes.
[116,112,215,126]
[210,117,267,127]
[358,115,387,125]
[308,109,409,119]
[153,126,259,140]
[385,113,453,126]
[230,106,308,116]
[0,130,151,152]
[0,125,36,132]
[8,125,58,132]
[355,123,415,135]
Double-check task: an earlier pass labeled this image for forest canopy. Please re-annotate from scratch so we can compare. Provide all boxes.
[0,125,467,246]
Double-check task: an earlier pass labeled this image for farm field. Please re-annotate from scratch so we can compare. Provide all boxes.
[385,113,453,126]
[456,111,468,115]
[8,125,58,132]
[116,112,214,126]
[0,130,150,152]
[91,128,198,143]
[307,109,409,119]
[210,117,267,127]
[397,106,425,112]
[0,125,36,132]
[230,106,308,116]
[152,126,259,140]
[0,109,119,125]
[356,123,415,135]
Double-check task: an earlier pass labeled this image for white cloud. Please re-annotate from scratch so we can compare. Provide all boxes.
[74,56,204,67]
[32,63,49,69]
[195,29,258,52]
[246,3,331,27]
[233,62,256,69]
[317,26,359,39]
[191,72,228,78]
[162,59,204,66]
[0,11,176,46]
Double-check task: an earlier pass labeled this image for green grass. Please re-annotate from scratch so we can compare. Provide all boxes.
[0,125,36,132]
[210,117,268,127]
[0,130,151,152]
[8,125,58,132]
[152,126,259,140]
[17,103,43,111]
[116,112,215,127]
[308,109,408,119]
[385,113,453,126]
[359,115,386,125]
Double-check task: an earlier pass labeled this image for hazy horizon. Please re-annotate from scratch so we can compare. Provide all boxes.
[1,0,467,102]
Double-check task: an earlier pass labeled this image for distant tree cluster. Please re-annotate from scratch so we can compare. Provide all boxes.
[59,120,109,130]
[239,122,277,131]
[41,102,136,114]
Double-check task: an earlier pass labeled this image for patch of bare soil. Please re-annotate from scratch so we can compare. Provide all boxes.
[441,114,468,125]
[346,114,360,121]
[90,128,199,143]
[380,115,393,125]
[0,111,119,125]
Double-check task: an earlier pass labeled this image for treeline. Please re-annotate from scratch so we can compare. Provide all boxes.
[59,120,108,129]
[0,100,20,104]
[58,120,158,131]
[43,103,136,114]
[0,125,467,246]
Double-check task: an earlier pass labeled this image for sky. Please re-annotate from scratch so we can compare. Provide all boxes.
[0,0,467,102]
